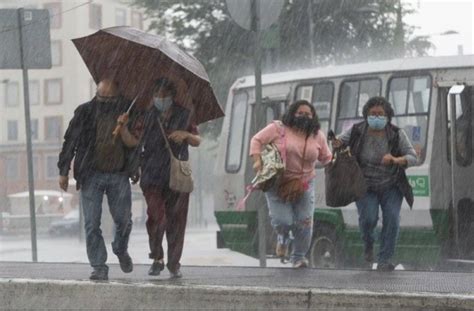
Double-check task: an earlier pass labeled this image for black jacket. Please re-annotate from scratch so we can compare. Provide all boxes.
[348,121,414,208]
[57,97,140,189]
[139,104,192,189]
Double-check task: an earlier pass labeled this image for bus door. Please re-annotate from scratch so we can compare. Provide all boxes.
[446,85,474,259]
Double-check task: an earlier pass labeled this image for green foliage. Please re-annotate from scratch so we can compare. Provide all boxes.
[131,0,431,138]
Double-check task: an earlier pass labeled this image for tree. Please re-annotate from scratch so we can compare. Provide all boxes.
[131,0,431,136]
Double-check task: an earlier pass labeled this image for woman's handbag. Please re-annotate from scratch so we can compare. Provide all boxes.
[325,147,366,207]
[157,118,194,193]
[254,143,285,192]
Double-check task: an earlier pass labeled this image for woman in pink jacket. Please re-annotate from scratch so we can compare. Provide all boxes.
[250,100,332,268]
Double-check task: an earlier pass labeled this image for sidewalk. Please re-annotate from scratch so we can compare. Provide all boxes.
[1,262,473,310]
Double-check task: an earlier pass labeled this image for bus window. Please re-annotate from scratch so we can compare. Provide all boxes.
[225,92,248,173]
[408,76,431,114]
[388,75,432,164]
[389,77,409,114]
[313,83,334,135]
[265,101,284,124]
[265,106,275,124]
[336,78,381,133]
[296,85,313,102]
[447,88,472,166]
[296,82,334,135]
[339,81,359,119]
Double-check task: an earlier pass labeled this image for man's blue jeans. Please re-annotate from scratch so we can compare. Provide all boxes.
[264,178,315,263]
[80,172,132,270]
[355,186,403,264]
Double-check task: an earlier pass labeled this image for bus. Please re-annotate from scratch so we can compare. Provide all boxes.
[213,55,474,270]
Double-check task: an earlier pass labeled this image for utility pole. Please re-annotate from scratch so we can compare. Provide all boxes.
[251,0,266,268]
[307,0,315,65]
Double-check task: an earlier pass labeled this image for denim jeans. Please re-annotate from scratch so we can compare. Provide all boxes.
[264,178,315,263]
[80,171,132,270]
[355,186,403,264]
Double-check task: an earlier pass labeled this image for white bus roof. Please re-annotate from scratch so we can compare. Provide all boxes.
[233,55,474,89]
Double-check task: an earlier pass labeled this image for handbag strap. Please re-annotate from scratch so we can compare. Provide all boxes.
[300,137,308,175]
[157,116,176,160]
[273,121,287,163]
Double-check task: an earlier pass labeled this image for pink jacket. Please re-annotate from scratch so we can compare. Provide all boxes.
[249,122,332,181]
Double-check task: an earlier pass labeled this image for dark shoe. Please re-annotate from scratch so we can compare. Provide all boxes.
[377,262,396,272]
[90,268,108,281]
[364,245,374,263]
[148,260,165,276]
[117,252,133,273]
[169,268,183,279]
[275,234,289,258]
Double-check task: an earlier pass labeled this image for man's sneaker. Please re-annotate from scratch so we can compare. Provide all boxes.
[169,268,183,279]
[90,268,108,281]
[117,252,133,273]
[377,262,396,272]
[292,258,309,269]
[148,259,165,276]
[364,245,374,263]
[275,234,289,258]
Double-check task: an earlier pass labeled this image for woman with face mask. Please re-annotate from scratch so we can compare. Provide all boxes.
[132,78,201,278]
[333,96,417,271]
[249,100,332,268]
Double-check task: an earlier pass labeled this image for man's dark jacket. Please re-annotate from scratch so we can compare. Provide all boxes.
[57,97,140,189]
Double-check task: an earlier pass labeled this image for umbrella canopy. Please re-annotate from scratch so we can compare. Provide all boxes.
[72,26,224,124]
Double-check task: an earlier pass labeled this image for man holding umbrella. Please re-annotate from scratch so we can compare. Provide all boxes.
[58,79,140,281]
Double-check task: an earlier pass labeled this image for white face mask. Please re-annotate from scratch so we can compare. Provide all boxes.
[153,96,173,112]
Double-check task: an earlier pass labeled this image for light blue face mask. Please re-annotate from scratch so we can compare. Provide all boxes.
[367,115,387,130]
[153,96,173,112]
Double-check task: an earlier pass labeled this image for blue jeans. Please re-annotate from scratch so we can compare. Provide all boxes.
[265,178,315,263]
[355,186,403,264]
[80,172,132,270]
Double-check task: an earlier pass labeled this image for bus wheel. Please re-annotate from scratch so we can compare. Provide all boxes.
[309,224,338,269]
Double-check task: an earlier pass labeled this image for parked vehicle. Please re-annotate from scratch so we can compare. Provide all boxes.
[48,209,80,236]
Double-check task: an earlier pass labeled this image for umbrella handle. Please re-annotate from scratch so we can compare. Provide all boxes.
[112,113,129,142]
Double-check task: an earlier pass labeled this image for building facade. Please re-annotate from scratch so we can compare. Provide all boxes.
[0,0,146,214]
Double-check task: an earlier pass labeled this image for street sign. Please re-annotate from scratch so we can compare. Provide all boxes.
[0,9,51,69]
[225,0,284,31]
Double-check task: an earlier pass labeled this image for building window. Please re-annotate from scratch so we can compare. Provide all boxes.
[44,79,62,105]
[45,155,58,180]
[29,80,40,105]
[7,120,18,141]
[131,11,143,30]
[5,81,19,107]
[31,119,39,140]
[44,116,62,141]
[5,157,19,180]
[89,3,102,29]
[51,41,62,67]
[44,2,62,29]
[33,155,40,180]
[115,8,126,26]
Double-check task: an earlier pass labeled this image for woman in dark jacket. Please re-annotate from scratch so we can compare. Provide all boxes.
[118,78,200,278]
[333,96,417,271]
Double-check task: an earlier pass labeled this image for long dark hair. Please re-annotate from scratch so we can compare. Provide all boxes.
[362,96,394,123]
[282,100,320,136]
